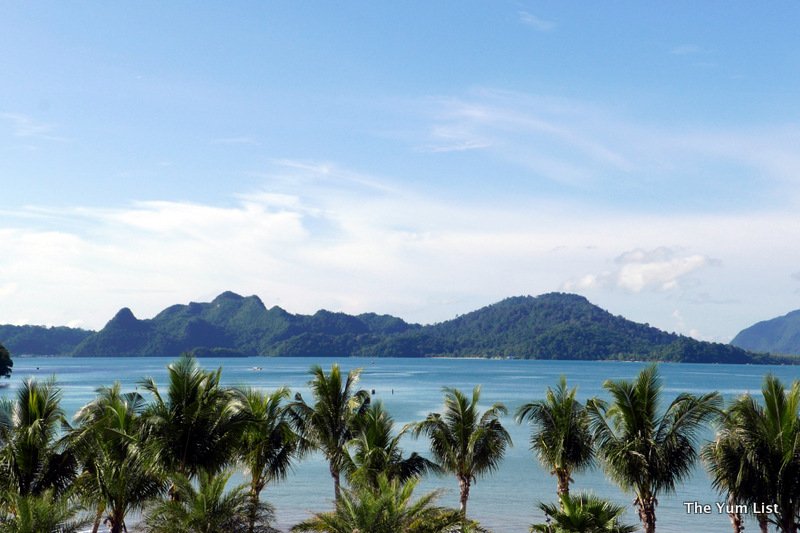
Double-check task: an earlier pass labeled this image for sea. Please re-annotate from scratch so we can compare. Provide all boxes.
[1,356,793,533]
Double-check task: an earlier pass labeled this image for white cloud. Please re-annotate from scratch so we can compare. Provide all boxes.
[0,113,67,141]
[2,157,800,339]
[518,11,555,31]
[670,44,705,56]
[563,247,712,293]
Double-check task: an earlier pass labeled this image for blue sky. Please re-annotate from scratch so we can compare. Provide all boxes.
[1,2,799,341]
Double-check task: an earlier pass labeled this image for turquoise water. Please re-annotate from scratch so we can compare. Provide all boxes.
[2,356,793,532]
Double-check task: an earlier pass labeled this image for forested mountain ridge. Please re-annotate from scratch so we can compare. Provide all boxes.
[0,291,775,363]
[732,308,800,355]
[0,324,92,356]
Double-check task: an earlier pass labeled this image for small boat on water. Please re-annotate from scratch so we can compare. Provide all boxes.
[250,366,263,371]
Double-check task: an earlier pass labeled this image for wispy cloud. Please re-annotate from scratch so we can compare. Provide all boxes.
[417,89,800,207]
[210,136,260,146]
[0,113,68,141]
[518,11,555,31]
[670,44,706,56]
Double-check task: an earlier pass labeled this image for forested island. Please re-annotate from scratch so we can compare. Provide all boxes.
[0,291,783,364]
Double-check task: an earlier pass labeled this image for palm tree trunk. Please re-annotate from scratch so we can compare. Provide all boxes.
[248,480,263,533]
[757,513,769,533]
[331,464,341,502]
[727,494,743,533]
[91,502,104,533]
[636,495,657,533]
[728,511,743,533]
[555,469,570,498]
[458,475,471,517]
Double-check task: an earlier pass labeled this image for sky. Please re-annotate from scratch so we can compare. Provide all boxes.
[1,2,799,341]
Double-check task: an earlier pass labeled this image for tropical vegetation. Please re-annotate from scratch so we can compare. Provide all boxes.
[516,376,593,498]
[530,492,636,533]
[412,386,512,518]
[586,365,721,533]
[0,344,11,379]
[2,357,800,532]
[287,364,370,501]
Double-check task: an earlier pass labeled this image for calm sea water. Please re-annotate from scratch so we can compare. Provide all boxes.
[1,356,793,532]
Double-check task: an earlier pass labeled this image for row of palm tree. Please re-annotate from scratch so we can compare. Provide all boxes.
[0,357,798,532]
[520,367,800,533]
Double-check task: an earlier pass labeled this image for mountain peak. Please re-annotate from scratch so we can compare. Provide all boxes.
[213,291,245,302]
[110,307,137,323]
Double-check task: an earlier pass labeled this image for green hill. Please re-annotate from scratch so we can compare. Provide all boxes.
[731,309,800,355]
[66,291,768,363]
[0,324,92,355]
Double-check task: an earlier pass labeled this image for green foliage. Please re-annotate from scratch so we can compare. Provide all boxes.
[0,345,10,378]
[530,492,636,533]
[0,378,77,497]
[144,469,277,533]
[287,364,370,501]
[290,475,464,533]
[70,383,165,533]
[708,376,800,532]
[139,355,247,478]
[346,401,439,490]
[0,489,89,533]
[516,376,594,497]
[0,326,90,357]
[412,386,511,517]
[586,365,721,533]
[237,387,299,533]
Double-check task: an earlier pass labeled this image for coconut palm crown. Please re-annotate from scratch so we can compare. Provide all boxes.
[237,386,300,533]
[516,376,594,498]
[0,378,76,498]
[530,492,636,533]
[586,365,721,533]
[714,376,800,533]
[412,386,511,517]
[139,355,246,480]
[346,401,439,490]
[287,364,370,501]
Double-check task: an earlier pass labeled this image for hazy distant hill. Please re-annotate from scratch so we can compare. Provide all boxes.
[732,309,800,355]
[61,291,767,363]
[0,325,92,355]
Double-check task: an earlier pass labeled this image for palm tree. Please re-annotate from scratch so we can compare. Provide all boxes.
[144,469,276,533]
[291,474,464,533]
[515,376,594,498]
[237,386,300,533]
[0,489,90,533]
[139,355,246,484]
[412,386,512,518]
[586,365,721,533]
[71,383,165,533]
[287,364,370,502]
[346,401,439,490]
[717,376,800,533]
[0,378,77,497]
[530,492,636,533]
[701,400,770,533]
[0,344,11,379]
